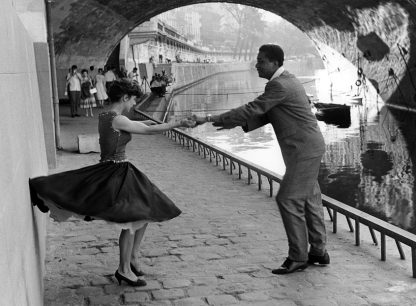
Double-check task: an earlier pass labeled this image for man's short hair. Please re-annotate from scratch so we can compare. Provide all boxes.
[133,67,137,71]
[259,44,284,66]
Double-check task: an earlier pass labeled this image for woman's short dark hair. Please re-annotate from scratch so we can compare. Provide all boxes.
[259,44,284,66]
[81,69,88,74]
[108,79,143,103]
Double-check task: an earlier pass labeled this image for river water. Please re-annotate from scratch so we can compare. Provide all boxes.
[165,66,415,234]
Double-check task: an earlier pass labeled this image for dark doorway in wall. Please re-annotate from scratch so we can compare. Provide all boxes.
[106,44,120,71]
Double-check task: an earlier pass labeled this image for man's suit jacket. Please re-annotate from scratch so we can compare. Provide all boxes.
[218,70,325,164]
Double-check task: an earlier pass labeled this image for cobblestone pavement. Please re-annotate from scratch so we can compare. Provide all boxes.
[44,106,416,306]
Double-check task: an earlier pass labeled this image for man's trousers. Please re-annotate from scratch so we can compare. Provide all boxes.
[276,156,327,262]
[68,90,80,116]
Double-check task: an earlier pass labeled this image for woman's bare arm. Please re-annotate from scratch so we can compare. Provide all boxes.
[113,115,194,135]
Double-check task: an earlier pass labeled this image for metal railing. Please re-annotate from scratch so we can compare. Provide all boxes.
[135,109,416,278]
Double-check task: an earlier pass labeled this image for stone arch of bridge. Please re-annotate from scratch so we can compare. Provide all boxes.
[52,0,416,104]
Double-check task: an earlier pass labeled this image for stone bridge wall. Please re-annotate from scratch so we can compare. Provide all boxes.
[1,1,49,305]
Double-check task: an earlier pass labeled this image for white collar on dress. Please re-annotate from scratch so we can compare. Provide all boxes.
[269,66,285,82]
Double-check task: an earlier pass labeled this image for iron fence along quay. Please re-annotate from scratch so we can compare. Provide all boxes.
[135,109,416,278]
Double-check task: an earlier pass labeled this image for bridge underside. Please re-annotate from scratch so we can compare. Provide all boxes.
[52,0,416,105]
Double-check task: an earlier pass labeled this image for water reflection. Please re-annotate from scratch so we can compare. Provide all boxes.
[166,68,415,234]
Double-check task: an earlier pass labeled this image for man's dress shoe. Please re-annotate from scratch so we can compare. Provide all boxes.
[308,252,330,265]
[272,258,308,275]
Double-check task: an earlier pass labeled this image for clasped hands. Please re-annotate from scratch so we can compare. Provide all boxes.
[178,114,225,130]
[177,115,209,128]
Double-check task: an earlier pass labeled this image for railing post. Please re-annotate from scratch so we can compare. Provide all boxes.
[369,227,378,245]
[326,207,333,222]
[257,173,261,190]
[381,233,386,261]
[332,210,337,233]
[412,248,416,278]
[345,216,354,232]
[355,219,360,246]
[395,240,405,260]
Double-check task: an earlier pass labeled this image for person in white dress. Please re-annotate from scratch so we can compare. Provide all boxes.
[95,68,108,108]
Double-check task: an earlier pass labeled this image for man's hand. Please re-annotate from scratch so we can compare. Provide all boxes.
[191,114,208,125]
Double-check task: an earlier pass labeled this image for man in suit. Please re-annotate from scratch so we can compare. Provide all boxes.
[193,44,329,274]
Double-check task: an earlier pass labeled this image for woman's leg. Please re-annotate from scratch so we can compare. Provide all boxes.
[131,224,148,271]
[118,229,137,280]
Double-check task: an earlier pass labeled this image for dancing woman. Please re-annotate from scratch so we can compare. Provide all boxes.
[29,80,195,286]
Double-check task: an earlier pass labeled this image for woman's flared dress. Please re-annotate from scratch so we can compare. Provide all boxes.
[80,78,97,108]
[29,111,181,230]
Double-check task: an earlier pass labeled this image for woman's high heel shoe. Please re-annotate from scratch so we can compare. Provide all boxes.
[130,264,144,277]
[114,270,146,287]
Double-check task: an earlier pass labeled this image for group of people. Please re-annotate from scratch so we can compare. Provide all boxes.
[65,65,141,117]
[31,44,329,287]
[149,71,172,97]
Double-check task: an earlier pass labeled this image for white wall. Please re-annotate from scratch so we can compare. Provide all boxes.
[0,1,48,305]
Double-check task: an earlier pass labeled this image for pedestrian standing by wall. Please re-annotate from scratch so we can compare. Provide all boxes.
[66,65,82,117]
[128,67,139,84]
[95,68,108,108]
[80,69,96,117]
[193,44,329,275]
[104,66,117,92]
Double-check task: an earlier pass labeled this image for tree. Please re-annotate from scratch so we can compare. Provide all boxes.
[222,4,266,60]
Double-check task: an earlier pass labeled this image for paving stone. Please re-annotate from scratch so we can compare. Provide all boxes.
[205,294,239,305]
[173,297,208,306]
[101,246,117,253]
[179,254,198,261]
[152,288,186,300]
[130,280,162,291]
[123,291,151,303]
[238,290,270,301]
[334,295,369,305]
[89,275,113,286]
[141,248,169,257]
[187,285,218,297]
[192,277,218,286]
[363,293,403,305]
[88,294,121,305]
[169,234,194,241]
[197,253,222,260]
[138,301,171,306]
[205,238,230,246]
[76,286,104,297]
[162,278,192,288]
[236,265,262,273]
[66,235,97,242]
[194,234,217,239]
[44,288,84,306]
